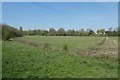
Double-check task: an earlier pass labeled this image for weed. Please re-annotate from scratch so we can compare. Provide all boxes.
[43,43,50,49]
[27,42,39,47]
[63,44,68,51]
[97,37,106,46]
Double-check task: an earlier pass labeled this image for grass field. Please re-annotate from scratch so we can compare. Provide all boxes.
[2,36,118,78]
[16,36,101,49]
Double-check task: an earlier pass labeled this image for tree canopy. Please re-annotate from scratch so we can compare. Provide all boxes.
[1,24,119,41]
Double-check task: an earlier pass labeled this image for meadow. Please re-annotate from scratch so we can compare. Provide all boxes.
[2,36,118,78]
[16,36,101,49]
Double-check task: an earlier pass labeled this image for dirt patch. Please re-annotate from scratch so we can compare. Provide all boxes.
[74,37,118,60]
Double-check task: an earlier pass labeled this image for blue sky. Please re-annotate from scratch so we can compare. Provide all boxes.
[2,0,120,2]
[2,2,118,31]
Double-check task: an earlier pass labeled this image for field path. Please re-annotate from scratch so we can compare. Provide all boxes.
[100,36,118,59]
[103,37,118,49]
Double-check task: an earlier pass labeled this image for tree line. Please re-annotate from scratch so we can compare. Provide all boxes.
[24,27,118,36]
[1,24,119,41]
[24,28,96,36]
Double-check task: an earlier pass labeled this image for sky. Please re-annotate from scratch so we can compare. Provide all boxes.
[2,0,120,2]
[2,2,118,31]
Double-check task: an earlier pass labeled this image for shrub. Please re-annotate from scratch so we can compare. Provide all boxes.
[43,43,50,49]
[63,44,68,51]
[2,24,23,41]
[2,30,11,41]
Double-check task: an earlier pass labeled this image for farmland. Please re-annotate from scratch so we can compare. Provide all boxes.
[2,36,118,78]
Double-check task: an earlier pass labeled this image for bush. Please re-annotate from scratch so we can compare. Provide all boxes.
[43,43,50,49]
[2,24,23,41]
[63,44,68,51]
[2,30,11,41]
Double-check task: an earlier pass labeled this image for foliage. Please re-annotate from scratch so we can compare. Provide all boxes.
[1,24,118,37]
[19,26,23,32]
[2,24,23,41]
[88,29,95,36]
[2,30,11,41]
[99,29,105,35]
[48,28,56,36]
[96,28,118,36]
[57,28,66,36]
[43,43,50,49]
[21,27,118,37]
[105,30,118,36]
[79,29,87,36]
[63,44,68,51]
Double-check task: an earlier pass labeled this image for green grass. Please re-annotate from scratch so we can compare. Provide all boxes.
[2,40,118,78]
[16,36,101,49]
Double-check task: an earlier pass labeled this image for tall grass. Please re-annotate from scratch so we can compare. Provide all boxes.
[97,37,106,46]
[3,41,118,78]
[43,43,50,49]
[63,44,68,51]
